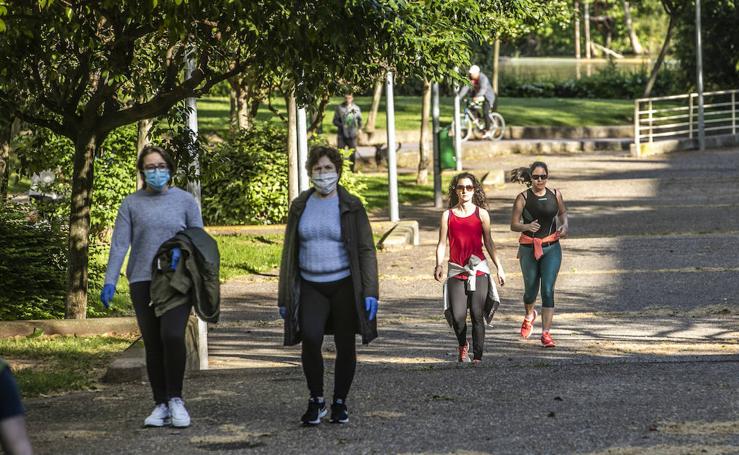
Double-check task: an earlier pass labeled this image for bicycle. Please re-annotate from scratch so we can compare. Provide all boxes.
[452,100,506,142]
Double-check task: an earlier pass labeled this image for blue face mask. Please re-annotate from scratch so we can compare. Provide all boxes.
[144,169,170,191]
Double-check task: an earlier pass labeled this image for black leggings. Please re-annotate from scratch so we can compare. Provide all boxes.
[300,277,358,401]
[447,275,489,360]
[130,281,191,404]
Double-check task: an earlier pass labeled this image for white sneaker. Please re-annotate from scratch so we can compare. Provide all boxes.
[144,403,170,427]
[168,397,191,428]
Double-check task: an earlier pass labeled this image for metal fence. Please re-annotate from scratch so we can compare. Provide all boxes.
[634,89,738,149]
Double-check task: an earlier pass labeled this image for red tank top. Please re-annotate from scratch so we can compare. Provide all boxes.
[448,207,486,280]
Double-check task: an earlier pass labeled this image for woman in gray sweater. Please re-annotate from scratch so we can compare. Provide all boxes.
[101,146,202,428]
[278,146,379,426]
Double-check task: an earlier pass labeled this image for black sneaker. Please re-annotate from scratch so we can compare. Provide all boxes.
[330,399,349,424]
[301,398,327,426]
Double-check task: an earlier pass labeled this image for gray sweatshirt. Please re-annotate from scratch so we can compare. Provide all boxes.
[297,193,351,282]
[104,187,203,286]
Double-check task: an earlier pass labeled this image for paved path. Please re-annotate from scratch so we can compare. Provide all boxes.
[24,148,739,454]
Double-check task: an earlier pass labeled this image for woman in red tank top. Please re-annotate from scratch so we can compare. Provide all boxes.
[435,173,506,364]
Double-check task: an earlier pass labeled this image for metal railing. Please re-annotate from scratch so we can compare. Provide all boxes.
[634,89,738,149]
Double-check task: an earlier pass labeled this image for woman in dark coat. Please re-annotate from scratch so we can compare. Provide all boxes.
[278,146,379,426]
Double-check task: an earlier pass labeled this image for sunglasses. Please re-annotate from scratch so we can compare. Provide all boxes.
[455,184,475,192]
[531,174,548,181]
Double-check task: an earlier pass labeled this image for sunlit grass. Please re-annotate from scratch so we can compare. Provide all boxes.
[0,334,138,397]
[198,95,633,136]
[216,233,283,281]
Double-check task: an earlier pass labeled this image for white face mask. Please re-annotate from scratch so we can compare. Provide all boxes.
[311,172,339,195]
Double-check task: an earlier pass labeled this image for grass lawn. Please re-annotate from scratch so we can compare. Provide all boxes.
[0,334,138,397]
[197,95,633,136]
[216,233,283,281]
[358,171,456,213]
[7,176,31,194]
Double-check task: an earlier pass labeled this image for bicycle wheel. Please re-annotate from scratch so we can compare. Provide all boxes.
[487,112,506,141]
[461,117,474,142]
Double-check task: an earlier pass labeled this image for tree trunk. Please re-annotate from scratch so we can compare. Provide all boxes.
[136,118,153,189]
[0,118,20,202]
[286,92,299,204]
[417,80,431,185]
[574,0,581,59]
[584,0,592,59]
[492,39,501,95]
[622,1,643,55]
[228,78,251,132]
[65,133,97,319]
[0,133,9,202]
[308,93,330,134]
[365,78,383,135]
[643,13,675,98]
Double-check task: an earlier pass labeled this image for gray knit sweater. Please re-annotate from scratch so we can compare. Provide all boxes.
[104,187,203,286]
[298,193,351,282]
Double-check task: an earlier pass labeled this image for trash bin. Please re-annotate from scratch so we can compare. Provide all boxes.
[437,125,456,170]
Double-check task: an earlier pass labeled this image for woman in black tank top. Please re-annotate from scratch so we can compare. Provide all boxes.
[510,161,569,348]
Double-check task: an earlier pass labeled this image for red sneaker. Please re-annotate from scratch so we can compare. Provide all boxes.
[541,332,556,348]
[520,310,537,339]
[458,340,471,362]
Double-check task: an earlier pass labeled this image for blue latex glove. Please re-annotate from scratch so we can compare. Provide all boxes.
[364,297,378,321]
[100,284,116,309]
[278,307,288,320]
[170,247,181,270]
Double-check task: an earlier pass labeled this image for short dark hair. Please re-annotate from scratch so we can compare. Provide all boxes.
[306,146,343,178]
[137,145,176,188]
[529,161,548,176]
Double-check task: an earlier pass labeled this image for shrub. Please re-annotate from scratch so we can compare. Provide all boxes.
[202,124,289,225]
[11,126,139,316]
[499,64,683,99]
[0,203,68,320]
[201,125,368,225]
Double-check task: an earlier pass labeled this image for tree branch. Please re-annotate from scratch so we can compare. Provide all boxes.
[12,109,67,138]
[97,59,253,133]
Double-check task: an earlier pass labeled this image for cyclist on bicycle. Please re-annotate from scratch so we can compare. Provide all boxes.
[458,65,496,137]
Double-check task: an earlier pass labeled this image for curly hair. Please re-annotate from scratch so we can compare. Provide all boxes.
[306,145,343,178]
[447,172,487,209]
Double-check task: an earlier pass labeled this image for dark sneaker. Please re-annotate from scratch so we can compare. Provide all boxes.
[301,398,327,426]
[330,400,349,424]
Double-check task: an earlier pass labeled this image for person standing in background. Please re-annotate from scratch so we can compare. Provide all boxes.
[332,93,362,171]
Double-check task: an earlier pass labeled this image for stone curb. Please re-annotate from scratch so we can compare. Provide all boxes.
[0,317,139,338]
[206,220,397,237]
[377,220,420,251]
[340,125,633,146]
[631,133,739,157]
[356,139,631,172]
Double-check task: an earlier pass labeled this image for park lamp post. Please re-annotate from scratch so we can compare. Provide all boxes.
[185,53,209,371]
[297,106,309,192]
[386,71,400,222]
[695,0,705,151]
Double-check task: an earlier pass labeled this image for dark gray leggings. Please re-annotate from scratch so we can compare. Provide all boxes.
[300,277,358,401]
[130,281,191,404]
[447,274,489,360]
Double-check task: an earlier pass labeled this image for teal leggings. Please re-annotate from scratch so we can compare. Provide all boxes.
[518,242,562,308]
